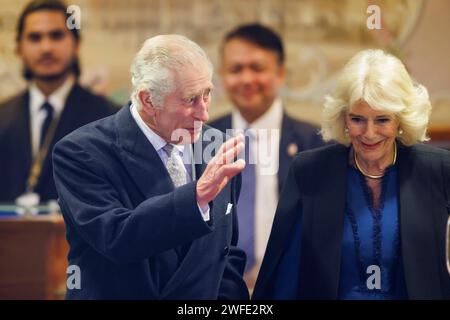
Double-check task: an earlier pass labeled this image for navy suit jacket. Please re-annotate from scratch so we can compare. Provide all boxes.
[209,113,324,194]
[52,105,249,299]
[253,143,450,299]
[0,84,117,202]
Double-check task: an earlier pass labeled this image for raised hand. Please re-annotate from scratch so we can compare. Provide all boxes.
[196,134,246,208]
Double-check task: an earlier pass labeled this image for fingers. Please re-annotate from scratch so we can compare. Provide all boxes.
[222,141,244,165]
[196,152,245,207]
[215,133,244,165]
[215,159,246,182]
[222,133,244,151]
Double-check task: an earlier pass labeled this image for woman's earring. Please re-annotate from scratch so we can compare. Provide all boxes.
[398,128,403,135]
[344,128,349,135]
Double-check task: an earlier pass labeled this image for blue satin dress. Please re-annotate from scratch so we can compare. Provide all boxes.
[338,165,407,299]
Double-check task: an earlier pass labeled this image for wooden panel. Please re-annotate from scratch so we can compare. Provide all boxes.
[428,126,450,141]
[0,215,68,299]
[428,126,450,150]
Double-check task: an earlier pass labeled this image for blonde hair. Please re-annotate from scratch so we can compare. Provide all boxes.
[321,49,431,146]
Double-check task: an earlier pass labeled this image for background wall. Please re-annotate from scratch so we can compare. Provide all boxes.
[1,0,449,126]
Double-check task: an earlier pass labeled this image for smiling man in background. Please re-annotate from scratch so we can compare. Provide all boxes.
[210,23,325,291]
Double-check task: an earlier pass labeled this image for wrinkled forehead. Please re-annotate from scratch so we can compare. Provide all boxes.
[172,63,213,93]
[348,100,395,117]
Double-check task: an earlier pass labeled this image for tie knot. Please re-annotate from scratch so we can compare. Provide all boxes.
[162,143,176,156]
[41,102,54,115]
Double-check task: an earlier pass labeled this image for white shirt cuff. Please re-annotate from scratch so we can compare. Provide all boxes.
[197,202,210,221]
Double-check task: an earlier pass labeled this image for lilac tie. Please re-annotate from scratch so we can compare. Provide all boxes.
[162,143,187,187]
[236,131,256,272]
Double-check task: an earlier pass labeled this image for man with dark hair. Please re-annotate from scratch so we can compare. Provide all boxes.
[210,23,324,291]
[0,0,117,204]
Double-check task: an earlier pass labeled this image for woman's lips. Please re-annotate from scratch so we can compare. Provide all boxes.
[360,140,383,150]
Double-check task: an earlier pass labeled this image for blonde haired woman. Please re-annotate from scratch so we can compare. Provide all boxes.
[254,49,450,300]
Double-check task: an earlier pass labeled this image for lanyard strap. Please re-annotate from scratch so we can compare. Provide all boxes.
[26,116,60,192]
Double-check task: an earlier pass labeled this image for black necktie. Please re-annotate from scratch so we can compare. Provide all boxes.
[40,102,54,147]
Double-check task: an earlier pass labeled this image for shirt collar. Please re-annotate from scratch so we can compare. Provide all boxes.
[29,75,75,116]
[232,97,283,131]
[130,103,185,155]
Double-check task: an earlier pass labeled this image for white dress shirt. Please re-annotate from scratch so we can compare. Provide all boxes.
[29,75,75,157]
[130,103,210,221]
[232,98,283,276]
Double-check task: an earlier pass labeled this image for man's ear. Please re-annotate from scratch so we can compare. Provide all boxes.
[138,91,156,116]
[277,64,286,85]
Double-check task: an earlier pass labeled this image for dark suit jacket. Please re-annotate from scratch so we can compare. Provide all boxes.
[52,106,249,299]
[253,143,450,299]
[209,113,324,194]
[0,84,117,202]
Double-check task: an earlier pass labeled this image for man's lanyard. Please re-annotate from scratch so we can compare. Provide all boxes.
[26,116,60,192]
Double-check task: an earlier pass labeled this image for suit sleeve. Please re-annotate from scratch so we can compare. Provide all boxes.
[218,173,250,299]
[53,138,212,265]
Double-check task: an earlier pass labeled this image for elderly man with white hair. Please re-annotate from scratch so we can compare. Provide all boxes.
[52,34,249,299]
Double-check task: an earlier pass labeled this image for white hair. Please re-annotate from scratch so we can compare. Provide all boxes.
[321,49,432,146]
[130,34,213,110]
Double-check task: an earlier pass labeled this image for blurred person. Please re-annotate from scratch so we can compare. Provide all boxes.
[209,23,324,291]
[0,0,117,204]
[52,34,249,299]
[253,49,450,299]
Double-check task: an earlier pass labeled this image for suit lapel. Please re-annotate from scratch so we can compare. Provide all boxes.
[37,84,84,190]
[113,106,173,199]
[397,144,442,298]
[14,92,33,193]
[278,114,295,194]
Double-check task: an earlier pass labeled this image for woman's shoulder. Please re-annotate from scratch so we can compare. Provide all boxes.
[400,144,450,184]
[289,143,349,184]
[403,143,450,160]
[293,142,348,166]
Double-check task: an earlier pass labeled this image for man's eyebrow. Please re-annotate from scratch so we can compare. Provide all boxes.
[185,86,213,97]
[26,31,42,37]
[26,28,67,35]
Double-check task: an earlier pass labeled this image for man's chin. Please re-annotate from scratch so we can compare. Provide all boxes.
[235,99,266,113]
[34,71,69,82]
[25,63,73,82]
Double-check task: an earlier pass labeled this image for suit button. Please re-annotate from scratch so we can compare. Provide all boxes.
[222,246,229,256]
